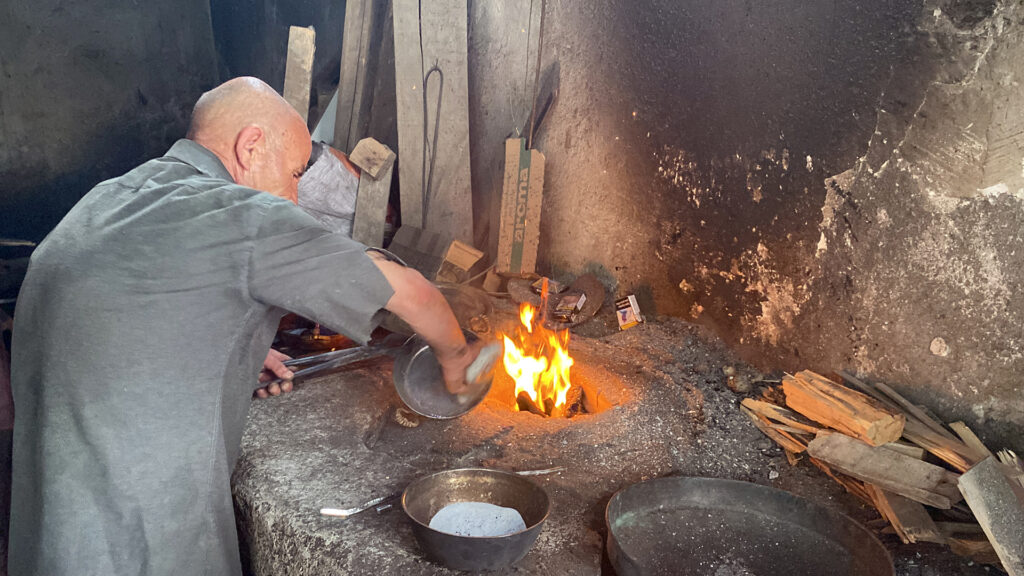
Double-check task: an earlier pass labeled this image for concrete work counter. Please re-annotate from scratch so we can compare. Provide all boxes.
[231,319,881,575]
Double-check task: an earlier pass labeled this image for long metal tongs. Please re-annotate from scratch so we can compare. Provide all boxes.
[319,467,566,520]
[272,335,409,385]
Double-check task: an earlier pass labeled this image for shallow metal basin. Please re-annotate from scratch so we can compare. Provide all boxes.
[402,468,550,571]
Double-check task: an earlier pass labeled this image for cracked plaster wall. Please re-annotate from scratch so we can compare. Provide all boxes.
[533,0,1022,449]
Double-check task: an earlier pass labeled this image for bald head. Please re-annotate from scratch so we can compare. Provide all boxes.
[187,77,311,203]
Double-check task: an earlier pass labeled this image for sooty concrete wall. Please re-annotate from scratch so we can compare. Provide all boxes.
[0,0,219,242]
[532,0,1022,448]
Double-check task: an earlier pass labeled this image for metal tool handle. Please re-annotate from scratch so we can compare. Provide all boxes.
[268,336,409,387]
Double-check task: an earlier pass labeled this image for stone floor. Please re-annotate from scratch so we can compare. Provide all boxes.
[232,306,1000,575]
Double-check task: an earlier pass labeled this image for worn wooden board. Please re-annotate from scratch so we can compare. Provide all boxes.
[335,0,383,151]
[867,485,943,544]
[385,225,449,279]
[352,162,394,249]
[283,26,316,123]
[784,371,905,446]
[807,432,962,509]
[950,421,994,461]
[959,457,1024,575]
[392,0,473,242]
[496,138,544,274]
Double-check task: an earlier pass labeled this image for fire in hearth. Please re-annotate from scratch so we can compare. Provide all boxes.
[501,302,576,417]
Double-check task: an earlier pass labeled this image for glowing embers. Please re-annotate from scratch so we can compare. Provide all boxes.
[501,303,578,417]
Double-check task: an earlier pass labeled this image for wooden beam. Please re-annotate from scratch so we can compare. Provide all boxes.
[283,26,316,123]
[784,371,905,446]
[351,158,394,249]
[392,0,473,242]
[335,0,381,151]
[959,457,1024,575]
[807,432,962,509]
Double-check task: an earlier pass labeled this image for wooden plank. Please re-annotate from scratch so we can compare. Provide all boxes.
[283,26,316,123]
[386,225,449,278]
[903,418,976,472]
[392,0,473,242]
[950,421,995,460]
[335,0,380,151]
[784,371,905,446]
[867,485,943,544]
[807,432,962,509]
[351,162,394,248]
[935,521,986,536]
[871,379,962,444]
[883,442,926,460]
[837,371,977,470]
[959,457,1024,575]
[349,137,396,180]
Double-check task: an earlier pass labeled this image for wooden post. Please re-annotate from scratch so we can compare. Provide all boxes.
[283,26,316,123]
[335,0,380,151]
[392,0,473,242]
[350,139,396,249]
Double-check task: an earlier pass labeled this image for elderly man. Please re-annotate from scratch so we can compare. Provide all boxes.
[9,77,479,575]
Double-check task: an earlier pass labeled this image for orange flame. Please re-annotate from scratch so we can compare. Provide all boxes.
[501,303,574,416]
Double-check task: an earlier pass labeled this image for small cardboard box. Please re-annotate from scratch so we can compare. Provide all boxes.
[496,138,545,274]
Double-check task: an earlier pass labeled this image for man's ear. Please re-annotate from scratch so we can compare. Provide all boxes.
[234,125,265,171]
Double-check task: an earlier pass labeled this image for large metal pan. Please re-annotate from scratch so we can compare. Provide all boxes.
[402,468,550,571]
[606,477,893,576]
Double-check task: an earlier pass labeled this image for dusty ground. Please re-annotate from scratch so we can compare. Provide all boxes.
[234,297,1000,575]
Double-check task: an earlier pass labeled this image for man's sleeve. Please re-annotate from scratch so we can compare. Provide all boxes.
[248,200,395,343]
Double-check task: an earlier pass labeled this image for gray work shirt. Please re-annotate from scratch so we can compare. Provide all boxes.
[9,139,394,576]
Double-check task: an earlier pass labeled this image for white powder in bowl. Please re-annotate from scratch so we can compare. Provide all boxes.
[428,502,527,537]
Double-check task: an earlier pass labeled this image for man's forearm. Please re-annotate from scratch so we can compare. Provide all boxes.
[368,253,467,358]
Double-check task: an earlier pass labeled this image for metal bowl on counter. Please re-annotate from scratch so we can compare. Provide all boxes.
[402,468,550,571]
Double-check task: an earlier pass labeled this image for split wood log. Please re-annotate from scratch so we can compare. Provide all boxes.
[838,370,979,470]
[958,457,1024,575]
[740,398,820,434]
[740,406,807,453]
[516,391,547,417]
[784,371,905,446]
[866,485,943,544]
[806,432,962,509]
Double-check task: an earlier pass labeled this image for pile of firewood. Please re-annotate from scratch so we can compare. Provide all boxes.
[743,370,1024,574]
